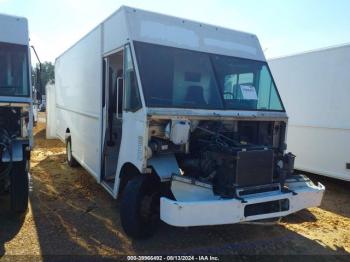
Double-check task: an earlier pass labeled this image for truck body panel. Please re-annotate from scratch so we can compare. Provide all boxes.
[269,44,350,181]
[55,26,103,179]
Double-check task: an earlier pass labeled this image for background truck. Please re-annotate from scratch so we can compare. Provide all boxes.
[269,44,350,182]
[47,6,325,238]
[0,13,32,213]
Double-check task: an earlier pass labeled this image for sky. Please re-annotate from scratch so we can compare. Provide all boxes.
[1,0,349,64]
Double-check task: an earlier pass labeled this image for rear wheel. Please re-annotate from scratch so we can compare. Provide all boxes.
[66,138,79,167]
[10,160,29,213]
[120,175,160,239]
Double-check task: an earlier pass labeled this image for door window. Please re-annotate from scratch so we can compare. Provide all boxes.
[124,45,142,111]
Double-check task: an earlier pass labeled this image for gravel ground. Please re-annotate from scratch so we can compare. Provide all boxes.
[0,122,349,261]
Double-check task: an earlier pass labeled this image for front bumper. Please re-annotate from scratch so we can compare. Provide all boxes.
[160,175,325,227]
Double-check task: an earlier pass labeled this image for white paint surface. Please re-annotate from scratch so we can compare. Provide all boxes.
[161,176,324,227]
[0,13,28,45]
[269,44,350,181]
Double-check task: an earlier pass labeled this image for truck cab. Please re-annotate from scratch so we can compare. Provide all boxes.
[0,14,32,213]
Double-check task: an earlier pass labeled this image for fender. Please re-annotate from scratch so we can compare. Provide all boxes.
[147,153,180,182]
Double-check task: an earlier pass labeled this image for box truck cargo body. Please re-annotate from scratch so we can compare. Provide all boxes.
[0,13,32,213]
[48,6,324,238]
[269,44,350,181]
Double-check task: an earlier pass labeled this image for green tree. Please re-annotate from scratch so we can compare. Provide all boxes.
[32,61,55,95]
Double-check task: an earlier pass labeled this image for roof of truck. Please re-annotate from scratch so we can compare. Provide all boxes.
[113,6,257,39]
[57,6,266,62]
[269,42,350,61]
[0,13,28,45]
[0,12,27,21]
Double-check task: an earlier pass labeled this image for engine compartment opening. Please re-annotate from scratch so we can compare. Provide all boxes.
[147,118,294,200]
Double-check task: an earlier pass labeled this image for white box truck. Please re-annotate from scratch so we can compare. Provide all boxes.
[0,13,32,213]
[269,44,350,182]
[48,6,325,238]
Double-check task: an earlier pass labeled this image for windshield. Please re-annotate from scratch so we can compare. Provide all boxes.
[0,42,30,97]
[134,41,284,111]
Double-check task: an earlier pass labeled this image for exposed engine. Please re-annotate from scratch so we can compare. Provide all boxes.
[0,107,22,137]
[0,107,27,193]
[148,119,295,199]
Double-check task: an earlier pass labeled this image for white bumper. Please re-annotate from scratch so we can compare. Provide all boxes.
[160,176,325,227]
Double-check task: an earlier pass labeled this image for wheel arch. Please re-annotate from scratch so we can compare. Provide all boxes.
[117,162,141,198]
[64,127,71,142]
[117,162,160,198]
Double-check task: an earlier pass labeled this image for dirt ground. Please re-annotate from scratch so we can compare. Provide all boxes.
[1,121,350,260]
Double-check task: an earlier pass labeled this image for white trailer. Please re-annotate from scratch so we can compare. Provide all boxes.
[48,6,324,238]
[0,13,33,213]
[269,44,350,181]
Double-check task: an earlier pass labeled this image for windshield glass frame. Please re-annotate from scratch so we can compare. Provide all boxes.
[0,41,30,98]
[134,41,285,112]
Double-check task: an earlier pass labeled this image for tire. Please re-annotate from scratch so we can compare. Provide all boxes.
[10,160,29,213]
[66,138,79,167]
[120,175,160,239]
[33,116,37,127]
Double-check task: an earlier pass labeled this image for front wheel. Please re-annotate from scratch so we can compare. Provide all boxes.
[10,160,29,213]
[120,175,160,239]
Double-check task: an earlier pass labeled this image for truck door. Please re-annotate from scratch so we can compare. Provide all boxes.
[102,49,124,188]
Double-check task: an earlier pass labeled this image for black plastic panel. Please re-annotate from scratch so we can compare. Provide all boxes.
[235,150,273,187]
[244,199,289,217]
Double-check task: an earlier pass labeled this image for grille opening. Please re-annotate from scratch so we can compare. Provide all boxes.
[244,199,289,217]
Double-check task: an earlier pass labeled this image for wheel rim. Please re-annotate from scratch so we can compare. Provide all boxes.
[67,141,72,162]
